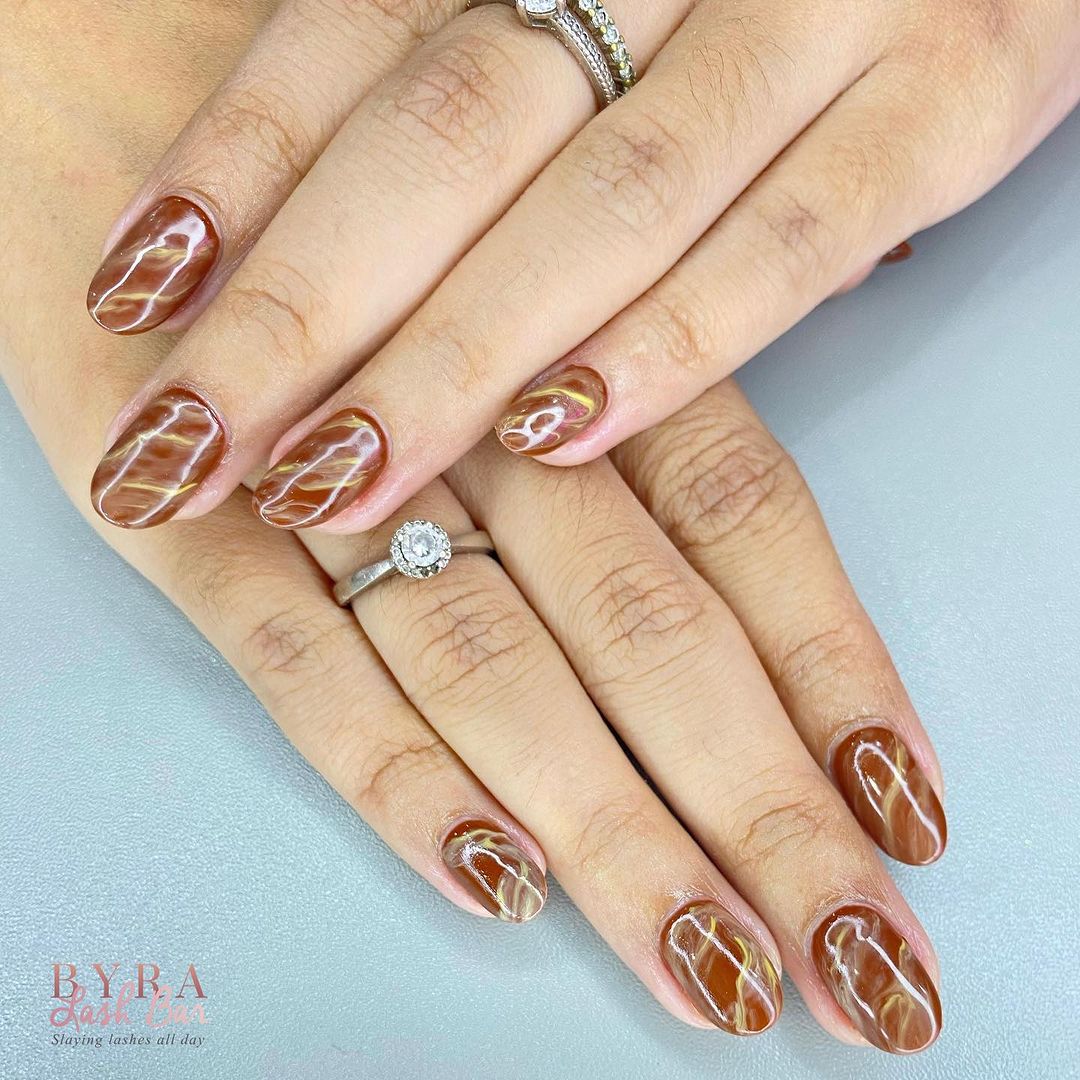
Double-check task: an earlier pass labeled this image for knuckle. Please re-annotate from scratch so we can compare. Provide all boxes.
[568,113,693,234]
[206,79,318,185]
[638,286,724,376]
[353,0,452,47]
[825,127,914,204]
[772,615,869,694]
[402,313,491,396]
[404,581,540,709]
[566,794,657,880]
[165,521,263,626]
[222,258,328,363]
[379,29,515,180]
[350,732,451,812]
[240,604,346,679]
[751,187,835,291]
[728,784,845,871]
[658,419,809,551]
[576,541,709,665]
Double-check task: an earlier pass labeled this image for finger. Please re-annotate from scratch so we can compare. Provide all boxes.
[612,380,947,866]
[4,388,549,923]
[297,483,785,1034]
[86,0,468,335]
[88,0,687,529]
[255,0,890,533]
[510,48,1026,466]
[451,439,942,1053]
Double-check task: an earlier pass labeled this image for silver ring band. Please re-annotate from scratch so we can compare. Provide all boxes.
[473,0,636,107]
[333,519,496,606]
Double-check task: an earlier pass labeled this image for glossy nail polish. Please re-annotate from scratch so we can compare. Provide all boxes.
[495,366,607,456]
[880,241,913,265]
[90,387,225,529]
[252,409,389,529]
[87,196,219,334]
[441,820,547,923]
[831,726,946,866]
[661,901,782,1034]
[814,905,941,1054]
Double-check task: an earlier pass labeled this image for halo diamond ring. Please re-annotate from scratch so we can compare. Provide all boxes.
[332,520,496,606]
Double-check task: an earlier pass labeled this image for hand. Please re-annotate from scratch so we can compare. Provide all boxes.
[4,3,945,1052]
[80,0,1080,533]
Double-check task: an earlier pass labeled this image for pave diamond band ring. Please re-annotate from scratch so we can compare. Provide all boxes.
[471,0,636,107]
[332,520,496,606]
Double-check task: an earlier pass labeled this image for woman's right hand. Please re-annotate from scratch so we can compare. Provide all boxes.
[2,0,945,1053]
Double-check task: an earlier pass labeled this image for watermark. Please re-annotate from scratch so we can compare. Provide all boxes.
[48,962,209,1051]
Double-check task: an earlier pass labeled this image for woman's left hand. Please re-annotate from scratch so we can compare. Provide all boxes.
[83,0,1080,533]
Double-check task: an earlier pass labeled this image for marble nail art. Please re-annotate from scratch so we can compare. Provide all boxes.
[661,901,782,1034]
[90,387,225,528]
[87,196,219,334]
[441,821,547,923]
[814,904,942,1054]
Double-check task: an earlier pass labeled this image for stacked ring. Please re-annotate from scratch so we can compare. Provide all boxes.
[472,0,637,107]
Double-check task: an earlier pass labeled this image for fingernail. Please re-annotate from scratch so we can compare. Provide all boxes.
[495,366,607,456]
[252,408,389,529]
[879,241,913,265]
[87,196,220,334]
[440,820,547,923]
[90,387,226,529]
[813,904,941,1054]
[661,901,782,1034]
[831,726,946,865]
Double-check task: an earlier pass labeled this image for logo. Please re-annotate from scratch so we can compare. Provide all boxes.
[49,962,209,1050]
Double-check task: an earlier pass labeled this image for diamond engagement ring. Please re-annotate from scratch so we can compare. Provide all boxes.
[471,0,636,107]
[332,520,496,606]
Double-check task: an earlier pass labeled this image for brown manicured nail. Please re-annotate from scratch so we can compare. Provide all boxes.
[813,904,941,1054]
[87,196,220,334]
[90,387,225,529]
[831,726,946,866]
[661,901,782,1034]
[440,820,546,923]
[495,366,607,456]
[879,241,913,265]
[252,408,389,529]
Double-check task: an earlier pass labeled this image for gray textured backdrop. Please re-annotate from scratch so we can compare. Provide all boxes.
[2,108,1078,1080]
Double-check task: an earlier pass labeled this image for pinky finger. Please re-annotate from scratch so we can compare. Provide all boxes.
[131,495,548,922]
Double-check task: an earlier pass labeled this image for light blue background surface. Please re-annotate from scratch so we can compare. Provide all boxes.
[2,110,1079,1080]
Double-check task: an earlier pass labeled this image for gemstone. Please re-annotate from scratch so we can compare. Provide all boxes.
[524,0,559,14]
[603,25,619,44]
[391,520,452,579]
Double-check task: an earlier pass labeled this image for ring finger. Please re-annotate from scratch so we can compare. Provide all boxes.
[298,480,787,1034]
